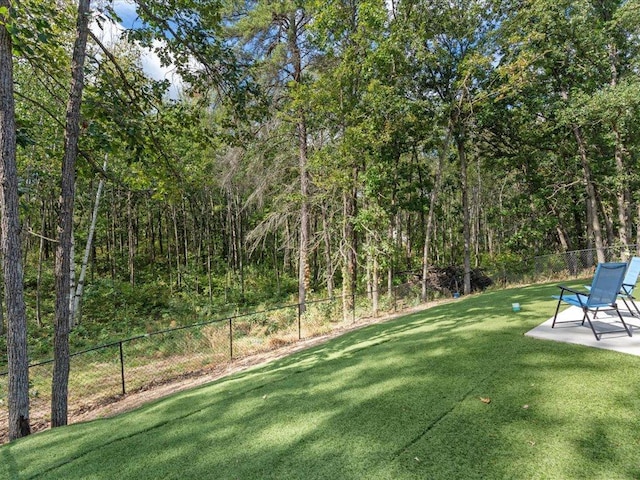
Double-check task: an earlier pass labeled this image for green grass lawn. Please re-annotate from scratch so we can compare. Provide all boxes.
[3,282,640,479]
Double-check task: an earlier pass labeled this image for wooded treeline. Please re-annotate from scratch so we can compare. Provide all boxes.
[2,0,640,439]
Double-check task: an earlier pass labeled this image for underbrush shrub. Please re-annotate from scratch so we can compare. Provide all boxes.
[201,323,231,359]
[267,335,296,349]
[266,307,297,334]
[300,303,337,338]
[70,355,121,408]
[306,299,341,323]
[233,319,253,336]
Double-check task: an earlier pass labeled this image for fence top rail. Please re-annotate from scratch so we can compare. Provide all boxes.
[533,245,640,261]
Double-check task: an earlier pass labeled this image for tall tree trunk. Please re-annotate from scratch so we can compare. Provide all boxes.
[0,281,3,337]
[147,197,156,263]
[171,204,181,288]
[287,10,310,314]
[598,192,615,247]
[321,203,334,298]
[560,89,606,263]
[52,0,91,428]
[341,189,357,321]
[73,159,106,326]
[572,123,606,263]
[613,123,631,255]
[207,219,213,303]
[456,132,472,295]
[108,189,117,280]
[235,194,245,300]
[181,196,188,268]
[422,128,450,301]
[297,119,310,312]
[69,231,76,325]
[0,0,30,439]
[128,190,135,285]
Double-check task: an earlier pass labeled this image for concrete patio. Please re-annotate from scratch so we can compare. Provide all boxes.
[526,304,640,357]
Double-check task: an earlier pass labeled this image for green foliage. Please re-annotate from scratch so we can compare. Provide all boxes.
[7,0,640,400]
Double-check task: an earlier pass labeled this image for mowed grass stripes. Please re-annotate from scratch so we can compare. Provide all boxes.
[3,282,640,479]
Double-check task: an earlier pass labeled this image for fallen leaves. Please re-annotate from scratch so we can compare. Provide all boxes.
[479,397,491,404]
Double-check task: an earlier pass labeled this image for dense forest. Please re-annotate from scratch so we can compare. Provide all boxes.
[2,0,640,439]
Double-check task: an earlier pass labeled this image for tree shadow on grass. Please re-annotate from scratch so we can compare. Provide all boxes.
[6,282,640,479]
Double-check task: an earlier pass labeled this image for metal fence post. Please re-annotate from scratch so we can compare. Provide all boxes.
[352,292,356,323]
[119,341,126,396]
[229,318,233,360]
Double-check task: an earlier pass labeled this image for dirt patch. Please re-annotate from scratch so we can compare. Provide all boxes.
[1,300,446,444]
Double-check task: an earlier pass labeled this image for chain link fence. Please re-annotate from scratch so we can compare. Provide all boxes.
[531,245,638,279]
[0,287,420,442]
[488,245,639,286]
[1,245,636,441]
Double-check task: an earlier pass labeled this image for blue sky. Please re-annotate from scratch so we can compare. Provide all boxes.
[112,0,140,29]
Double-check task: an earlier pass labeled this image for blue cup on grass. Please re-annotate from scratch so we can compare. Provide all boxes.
[512,302,521,312]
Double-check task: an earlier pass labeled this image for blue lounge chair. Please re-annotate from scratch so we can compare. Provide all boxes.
[586,256,640,317]
[552,262,632,341]
[619,256,640,316]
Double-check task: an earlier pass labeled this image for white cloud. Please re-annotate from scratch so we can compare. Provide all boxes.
[139,42,184,99]
[91,6,183,100]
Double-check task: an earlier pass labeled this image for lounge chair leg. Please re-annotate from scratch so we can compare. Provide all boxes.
[583,311,601,341]
[581,309,588,326]
[614,307,633,337]
[551,299,563,328]
[622,297,640,317]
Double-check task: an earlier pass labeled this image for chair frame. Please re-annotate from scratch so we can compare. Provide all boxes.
[552,262,632,341]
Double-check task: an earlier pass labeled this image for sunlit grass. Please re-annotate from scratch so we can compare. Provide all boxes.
[2,282,640,479]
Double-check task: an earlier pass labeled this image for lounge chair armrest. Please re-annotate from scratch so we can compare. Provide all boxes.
[621,283,634,294]
[557,285,584,296]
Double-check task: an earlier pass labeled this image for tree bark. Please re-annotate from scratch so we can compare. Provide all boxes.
[69,231,76,325]
[0,0,31,440]
[52,0,91,428]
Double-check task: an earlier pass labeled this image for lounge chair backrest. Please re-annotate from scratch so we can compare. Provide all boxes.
[587,262,627,307]
[622,256,640,292]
